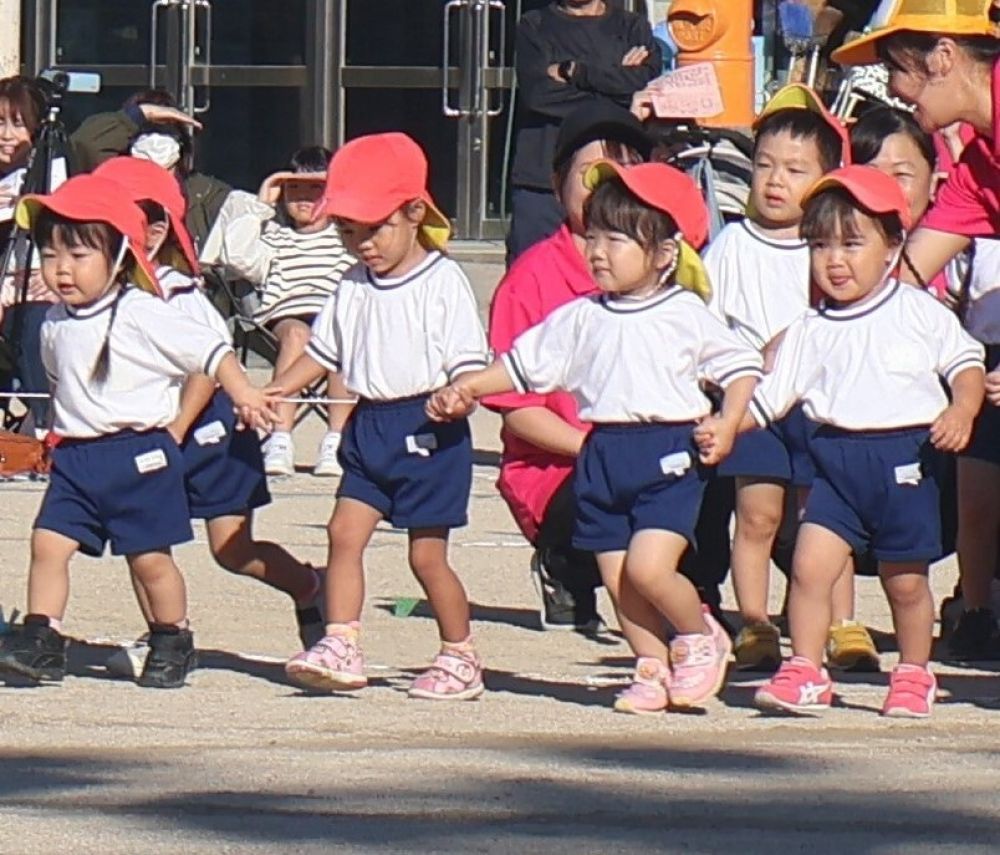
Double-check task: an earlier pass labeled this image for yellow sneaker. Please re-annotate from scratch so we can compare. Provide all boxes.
[733,621,782,672]
[826,620,880,672]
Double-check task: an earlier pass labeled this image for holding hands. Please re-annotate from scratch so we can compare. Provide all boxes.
[693,415,739,466]
[426,383,478,422]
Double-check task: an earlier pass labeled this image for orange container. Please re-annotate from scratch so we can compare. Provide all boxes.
[667,0,755,129]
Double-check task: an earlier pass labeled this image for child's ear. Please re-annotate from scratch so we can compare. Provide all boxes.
[652,238,678,272]
[146,220,170,249]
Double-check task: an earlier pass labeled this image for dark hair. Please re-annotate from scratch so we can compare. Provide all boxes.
[554,140,645,193]
[801,187,905,246]
[136,199,167,224]
[0,75,46,136]
[850,106,936,169]
[289,145,332,173]
[876,31,1000,73]
[32,209,129,383]
[584,176,679,256]
[753,108,843,172]
[122,88,177,111]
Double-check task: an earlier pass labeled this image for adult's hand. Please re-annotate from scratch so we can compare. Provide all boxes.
[257,171,296,205]
[621,46,650,67]
[138,103,203,130]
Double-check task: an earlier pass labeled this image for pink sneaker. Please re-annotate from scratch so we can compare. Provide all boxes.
[613,657,669,715]
[755,656,833,714]
[285,624,367,692]
[408,644,484,701]
[668,611,733,708]
[882,663,937,718]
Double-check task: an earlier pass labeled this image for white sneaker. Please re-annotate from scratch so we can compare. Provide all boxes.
[313,431,343,477]
[263,432,295,476]
[105,636,150,679]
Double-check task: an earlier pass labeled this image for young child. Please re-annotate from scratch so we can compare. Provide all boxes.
[221,146,355,477]
[703,85,873,672]
[707,166,984,718]
[429,161,762,714]
[270,133,490,700]
[92,156,326,660]
[0,174,275,689]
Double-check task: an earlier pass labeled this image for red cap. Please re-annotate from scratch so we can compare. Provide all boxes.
[803,165,913,231]
[15,175,160,295]
[93,157,199,277]
[312,132,451,250]
[584,160,710,249]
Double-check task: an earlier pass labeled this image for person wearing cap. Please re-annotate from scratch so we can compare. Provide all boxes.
[711,165,985,717]
[219,146,355,478]
[429,161,762,715]
[508,0,661,261]
[269,132,490,701]
[0,174,277,690]
[92,156,328,674]
[834,0,1000,659]
[703,84,878,673]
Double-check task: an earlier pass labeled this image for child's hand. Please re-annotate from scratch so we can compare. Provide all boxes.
[693,415,738,465]
[426,385,476,422]
[232,385,281,432]
[930,402,977,452]
[257,171,296,206]
[986,369,1000,406]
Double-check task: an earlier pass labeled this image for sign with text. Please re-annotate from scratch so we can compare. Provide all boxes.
[649,63,724,119]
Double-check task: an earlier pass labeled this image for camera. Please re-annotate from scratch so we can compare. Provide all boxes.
[35,68,102,107]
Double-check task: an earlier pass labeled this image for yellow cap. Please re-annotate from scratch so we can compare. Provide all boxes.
[676,241,713,303]
[832,0,996,67]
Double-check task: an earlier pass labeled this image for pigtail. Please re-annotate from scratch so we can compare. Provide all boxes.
[90,237,132,385]
[899,245,929,292]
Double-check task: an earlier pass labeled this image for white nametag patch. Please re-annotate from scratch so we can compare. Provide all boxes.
[405,433,438,457]
[660,450,692,477]
[193,420,227,446]
[894,462,922,486]
[135,449,168,474]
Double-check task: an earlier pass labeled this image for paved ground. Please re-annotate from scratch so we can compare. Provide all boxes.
[1,261,999,853]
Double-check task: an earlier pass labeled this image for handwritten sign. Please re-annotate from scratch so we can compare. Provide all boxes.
[648,63,724,119]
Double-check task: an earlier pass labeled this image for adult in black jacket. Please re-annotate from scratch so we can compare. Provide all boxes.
[508,0,660,262]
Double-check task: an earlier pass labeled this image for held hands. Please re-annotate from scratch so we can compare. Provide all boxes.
[930,402,977,452]
[986,369,1000,407]
[426,384,477,422]
[693,415,738,466]
[232,384,283,432]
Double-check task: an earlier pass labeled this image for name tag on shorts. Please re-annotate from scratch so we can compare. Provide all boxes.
[134,449,168,475]
[894,462,922,486]
[659,450,692,477]
[193,420,227,446]
[405,433,438,457]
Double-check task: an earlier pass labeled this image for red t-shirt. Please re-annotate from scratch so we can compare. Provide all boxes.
[922,60,1000,238]
[484,225,596,542]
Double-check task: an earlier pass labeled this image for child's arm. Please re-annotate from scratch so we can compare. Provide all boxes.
[167,374,216,444]
[427,361,516,421]
[270,352,327,398]
[214,353,280,430]
[502,408,588,457]
[931,366,985,452]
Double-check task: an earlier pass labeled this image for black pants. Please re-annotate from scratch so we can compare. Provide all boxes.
[506,187,565,266]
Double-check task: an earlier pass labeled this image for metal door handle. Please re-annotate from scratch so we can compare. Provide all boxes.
[193,0,212,114]
[149,0,173,87]
[484,0,506,118]
[443,0,470,118]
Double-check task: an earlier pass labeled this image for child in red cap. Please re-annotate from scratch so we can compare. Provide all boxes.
[271,133,490,700]
[0,174,276,689]
[93,156,327,673]
[704,165,985,718]
[428,161,763,715]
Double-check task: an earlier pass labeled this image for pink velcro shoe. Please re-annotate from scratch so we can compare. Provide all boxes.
[882,663,937,718]
[755,656,833,715]
[668,610,733,708]
[613,657,669,715]
[285,624,367,692]
[408,645,485,701]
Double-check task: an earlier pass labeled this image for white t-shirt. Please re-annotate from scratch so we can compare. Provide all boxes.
[306,252,489,400]
[963,238,1000,345]
[751,280,985,431]
[42,286,234,438]
[502,286,763,423]
[157,265,231,343]
[704,219,810,351]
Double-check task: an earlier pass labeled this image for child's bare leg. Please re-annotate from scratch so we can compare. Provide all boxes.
[880,561,933,666]
[788,523,853,666]
[271,318,312,433]
[731,478,786,623]
[27,529,78,621]
[956,457,1000,610]
[326,371,354,433]
[206,513,319,604]
[128,572,155,624]
[830,557,856,623]
[408,528,470,643]
[326,497,382,624]
[596,551,668,662]
[623,529,705,634]
[125,549,187,627]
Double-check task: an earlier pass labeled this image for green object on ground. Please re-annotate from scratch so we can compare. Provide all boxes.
[393,597,420,618]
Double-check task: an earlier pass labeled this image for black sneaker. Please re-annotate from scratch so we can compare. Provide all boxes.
[0,616,66,682]
[295,603,325,649]
[947,608,1000,661]
[137,627,197,689]
[530,551,603,634]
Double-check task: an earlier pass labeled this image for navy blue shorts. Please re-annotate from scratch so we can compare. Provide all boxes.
[963,344,1000,467]
[336,395,472,529]
[182,390,270,520]
[35,429,193,557]
[803,425,942,563]
[719,404,815,487]
[572,423,707,553]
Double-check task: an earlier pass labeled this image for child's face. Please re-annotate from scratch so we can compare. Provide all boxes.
[585,227,675,296]
[0,100,32,170]
[337,204,422,277]
[863,131,933,225]
[750,131,827,229]
[40,231,116,306]
[808,212,898,305]
[283,179,326,227]
[143,220,170,258]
